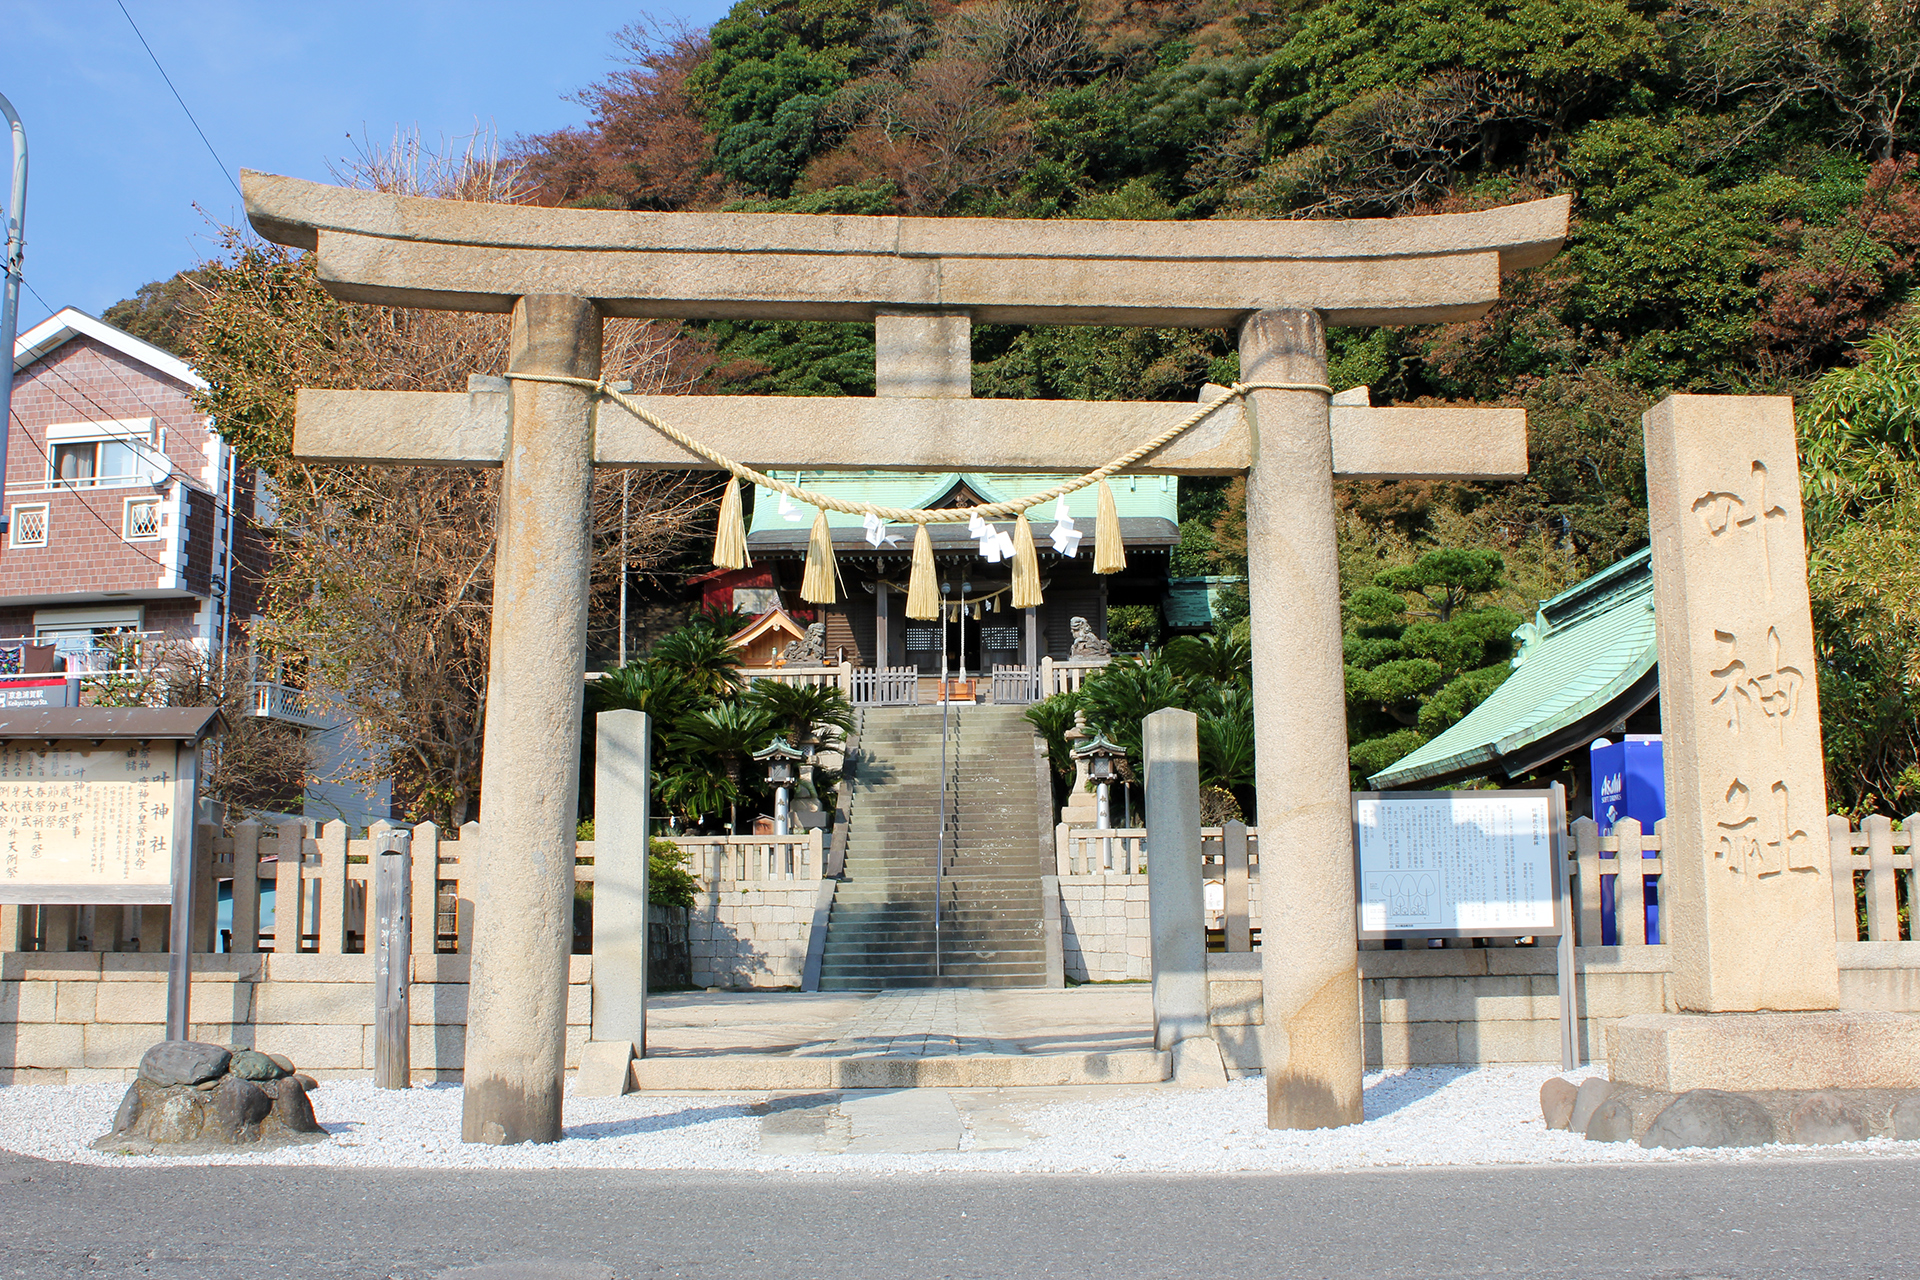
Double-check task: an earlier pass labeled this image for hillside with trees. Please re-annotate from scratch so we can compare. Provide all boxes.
[107,0,1920,816]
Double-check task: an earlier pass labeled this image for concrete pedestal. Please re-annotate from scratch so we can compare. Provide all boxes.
[1608,1011,1920,1093]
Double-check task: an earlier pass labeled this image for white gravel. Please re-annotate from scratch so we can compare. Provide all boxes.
[6,1066,1919,1173]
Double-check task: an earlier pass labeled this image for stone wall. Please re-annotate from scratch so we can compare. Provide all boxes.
[0,952,592,1086]
[1201,944,1920,1076]
[689,885,821,989]
[1059,876,1150,981]
[1060,875,1264,983]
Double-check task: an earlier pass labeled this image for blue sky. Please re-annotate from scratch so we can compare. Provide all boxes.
[0,1,734,327]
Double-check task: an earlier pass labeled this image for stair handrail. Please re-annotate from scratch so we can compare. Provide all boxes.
[827,716,859,879]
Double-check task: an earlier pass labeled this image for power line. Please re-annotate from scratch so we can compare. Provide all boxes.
[114,0,246,206]
[22,277,201,472]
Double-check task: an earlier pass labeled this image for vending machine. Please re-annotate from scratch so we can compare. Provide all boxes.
[1590,735,1664,943]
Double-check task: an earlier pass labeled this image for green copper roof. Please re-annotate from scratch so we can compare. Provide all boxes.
[1367,549,1657,789]
[747,471,1179,533]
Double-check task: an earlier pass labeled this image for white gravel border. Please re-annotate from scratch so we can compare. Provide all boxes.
[6,1065,1920,1173]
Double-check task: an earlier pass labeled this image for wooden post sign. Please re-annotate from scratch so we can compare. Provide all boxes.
[0,707,223,1040]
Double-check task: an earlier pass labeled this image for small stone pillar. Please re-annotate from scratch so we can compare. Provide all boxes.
[1643,394,1839,1011]
[462,295,602,1146]
[592,710,652,1051]
[1242,308,1362,1129]
[1144,708,1208,1050]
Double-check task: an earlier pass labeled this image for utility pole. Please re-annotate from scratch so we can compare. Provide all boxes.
[0,94,26,544]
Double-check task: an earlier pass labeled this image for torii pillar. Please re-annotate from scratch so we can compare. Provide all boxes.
[244,171,1568,1139]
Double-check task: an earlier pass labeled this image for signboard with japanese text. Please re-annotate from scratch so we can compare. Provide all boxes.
[0,740,182,903]
[0,678,73,710]
[1352,789,1565,940]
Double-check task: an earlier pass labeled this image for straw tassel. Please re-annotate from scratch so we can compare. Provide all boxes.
[1094,480,1127,575]
[906,523,940,620]
[801,508,838,604]
[1012,513,1044,609]
[711,477,749,569]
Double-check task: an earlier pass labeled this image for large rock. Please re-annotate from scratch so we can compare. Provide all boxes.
[1639,1089,1776,1150]
[112,1084,141,1134]
[1892,1095,1920,1140]
[269,1076,318,1132]
[138,1041,230,1087]
[1569,1079,1614,1134]
[98,1042,326,1155]
[210,1077,273,1138]
[1788,1092,1873,1145]
[1584,1097,1636,1143]
[1540,1078,1578,1130]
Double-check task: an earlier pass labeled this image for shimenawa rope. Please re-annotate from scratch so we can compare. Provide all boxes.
[505,373,1331,613]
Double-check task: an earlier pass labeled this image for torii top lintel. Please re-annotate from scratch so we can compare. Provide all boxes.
[242,172,1569,329]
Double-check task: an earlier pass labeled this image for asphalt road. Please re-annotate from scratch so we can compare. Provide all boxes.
[3,1146,1916,1280]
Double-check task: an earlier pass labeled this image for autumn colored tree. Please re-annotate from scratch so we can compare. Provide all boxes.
[188,138,714,826]
[515,23,724,211]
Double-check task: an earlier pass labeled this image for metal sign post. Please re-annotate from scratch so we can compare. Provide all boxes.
[1351,783,1577,1068]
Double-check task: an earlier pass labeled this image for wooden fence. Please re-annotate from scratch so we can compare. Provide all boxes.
[1056,823,1262,881]
[2,821,823,957]
[743,663,851,693]
[991,664,1042,705]
[1039,656,1110,696]
[1051,812,1893,951]
[850,666,919,706]
[1829,813,1917,943]
[12,810,1914,956]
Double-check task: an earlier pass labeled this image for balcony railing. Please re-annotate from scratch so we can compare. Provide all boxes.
[247,681,336,730]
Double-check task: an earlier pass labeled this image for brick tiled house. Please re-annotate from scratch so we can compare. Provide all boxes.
[5,307,387,826]
[3,307,264,660]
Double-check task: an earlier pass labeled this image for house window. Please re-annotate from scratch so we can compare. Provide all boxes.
[34,605,145,675]
[47,418,155,490]
[123,497,162,541]
[9,504,47,548]
[53,439,142,488]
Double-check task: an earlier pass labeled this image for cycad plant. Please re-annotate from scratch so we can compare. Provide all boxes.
[673,701,777,834]
[744,679,856,751]
[649,625,745,700]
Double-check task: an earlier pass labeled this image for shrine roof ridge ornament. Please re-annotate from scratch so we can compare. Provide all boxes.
[241,171,1570,329]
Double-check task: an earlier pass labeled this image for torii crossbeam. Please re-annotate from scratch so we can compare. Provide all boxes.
[244,172,1569,1143]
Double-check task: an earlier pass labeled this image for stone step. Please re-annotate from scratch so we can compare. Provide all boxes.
[833,702,1050,990]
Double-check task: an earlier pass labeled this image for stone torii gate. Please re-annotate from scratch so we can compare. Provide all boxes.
[243,172,1569,1143]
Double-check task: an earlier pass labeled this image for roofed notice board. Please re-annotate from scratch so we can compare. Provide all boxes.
[0,741,182,903]
[1352,789,1565,940]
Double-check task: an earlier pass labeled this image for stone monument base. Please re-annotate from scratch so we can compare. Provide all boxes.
[1608,1011,1920,1093]
[1548,1078,1920,1147]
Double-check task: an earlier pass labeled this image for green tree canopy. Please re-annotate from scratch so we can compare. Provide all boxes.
[1345,548,1521,782]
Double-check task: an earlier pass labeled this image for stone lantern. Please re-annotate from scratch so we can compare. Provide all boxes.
[752,736,807,836]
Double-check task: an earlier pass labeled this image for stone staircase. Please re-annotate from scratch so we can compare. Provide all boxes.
[818,704,1051,990]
